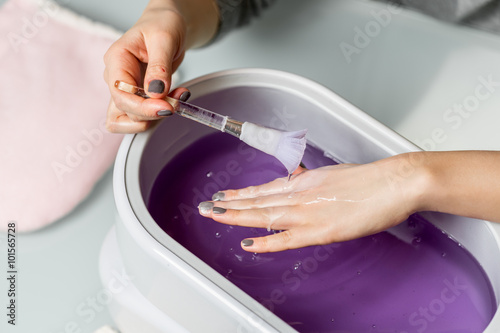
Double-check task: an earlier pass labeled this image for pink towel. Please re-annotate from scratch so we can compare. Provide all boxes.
[0,0,124,232]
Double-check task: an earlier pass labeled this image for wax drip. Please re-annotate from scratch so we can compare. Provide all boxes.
[304,196,370,205]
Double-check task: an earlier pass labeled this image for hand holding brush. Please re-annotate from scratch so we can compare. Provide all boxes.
[115,80,307,174]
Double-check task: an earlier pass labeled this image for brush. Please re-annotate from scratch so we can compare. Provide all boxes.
[115,80,307,174]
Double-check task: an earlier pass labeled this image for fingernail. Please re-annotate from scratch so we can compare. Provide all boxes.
[213,207,227,214]
[157,110,173,117]
[212,192,225,201]
[198,201,214,214]
[148,80,165,93]
[242,239,254,247]
[179,91,191,102]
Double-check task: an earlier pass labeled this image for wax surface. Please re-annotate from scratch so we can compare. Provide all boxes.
[148,132,496,333]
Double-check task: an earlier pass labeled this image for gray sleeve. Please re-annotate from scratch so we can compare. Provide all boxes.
[386,0,500,34]
[210,0,277,43]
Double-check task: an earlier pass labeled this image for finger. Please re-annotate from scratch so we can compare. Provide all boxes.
[199,204,302,231]
[239,228,319,253]
[143,32,178,98]
[106,99,152,134]
[105,45,174,120]
[169,87,191,102]
[200,190,309,211]
[212,176,298,202]
[104,45,143,93]
[112,87,174,120]
[211,168,316,201]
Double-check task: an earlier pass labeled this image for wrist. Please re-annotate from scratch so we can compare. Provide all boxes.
[141,0,218,49]
[173,0,219,48]
[378,152,434,217]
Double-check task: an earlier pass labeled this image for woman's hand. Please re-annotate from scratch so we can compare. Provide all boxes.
[103,0,218,133]
[199,154,429,253]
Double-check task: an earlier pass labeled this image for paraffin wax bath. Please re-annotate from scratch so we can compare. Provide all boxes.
[148,132,496,333]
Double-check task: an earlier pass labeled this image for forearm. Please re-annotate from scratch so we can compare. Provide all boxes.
[395,151,500,223]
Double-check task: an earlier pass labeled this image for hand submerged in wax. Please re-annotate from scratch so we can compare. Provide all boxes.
[199,154,426,253]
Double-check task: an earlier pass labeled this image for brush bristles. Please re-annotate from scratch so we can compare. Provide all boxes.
[275,129,307,174]
[240,122,307,174]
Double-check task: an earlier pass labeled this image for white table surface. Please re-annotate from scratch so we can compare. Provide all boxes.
[1,0,500,332]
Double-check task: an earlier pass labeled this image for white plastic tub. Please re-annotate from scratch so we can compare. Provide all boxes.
[101,68,500,332]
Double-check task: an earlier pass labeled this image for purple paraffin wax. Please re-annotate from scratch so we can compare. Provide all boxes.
[148,132,496,333]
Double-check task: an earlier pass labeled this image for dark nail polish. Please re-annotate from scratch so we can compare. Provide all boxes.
[213,207,227,214]
[157,110,172,117]
[242,239,254,247]
[198,201,214,214]
[179,91,191,102]
[148,80,165,93]
[212,192,225,201]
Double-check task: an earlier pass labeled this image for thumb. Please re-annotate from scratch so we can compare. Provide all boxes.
[143,33,178,98]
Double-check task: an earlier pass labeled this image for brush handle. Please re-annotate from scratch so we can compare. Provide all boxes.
[114,80,243,136]
[171,98,228,131]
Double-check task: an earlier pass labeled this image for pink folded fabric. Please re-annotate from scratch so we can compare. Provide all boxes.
[0,0,124,232]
